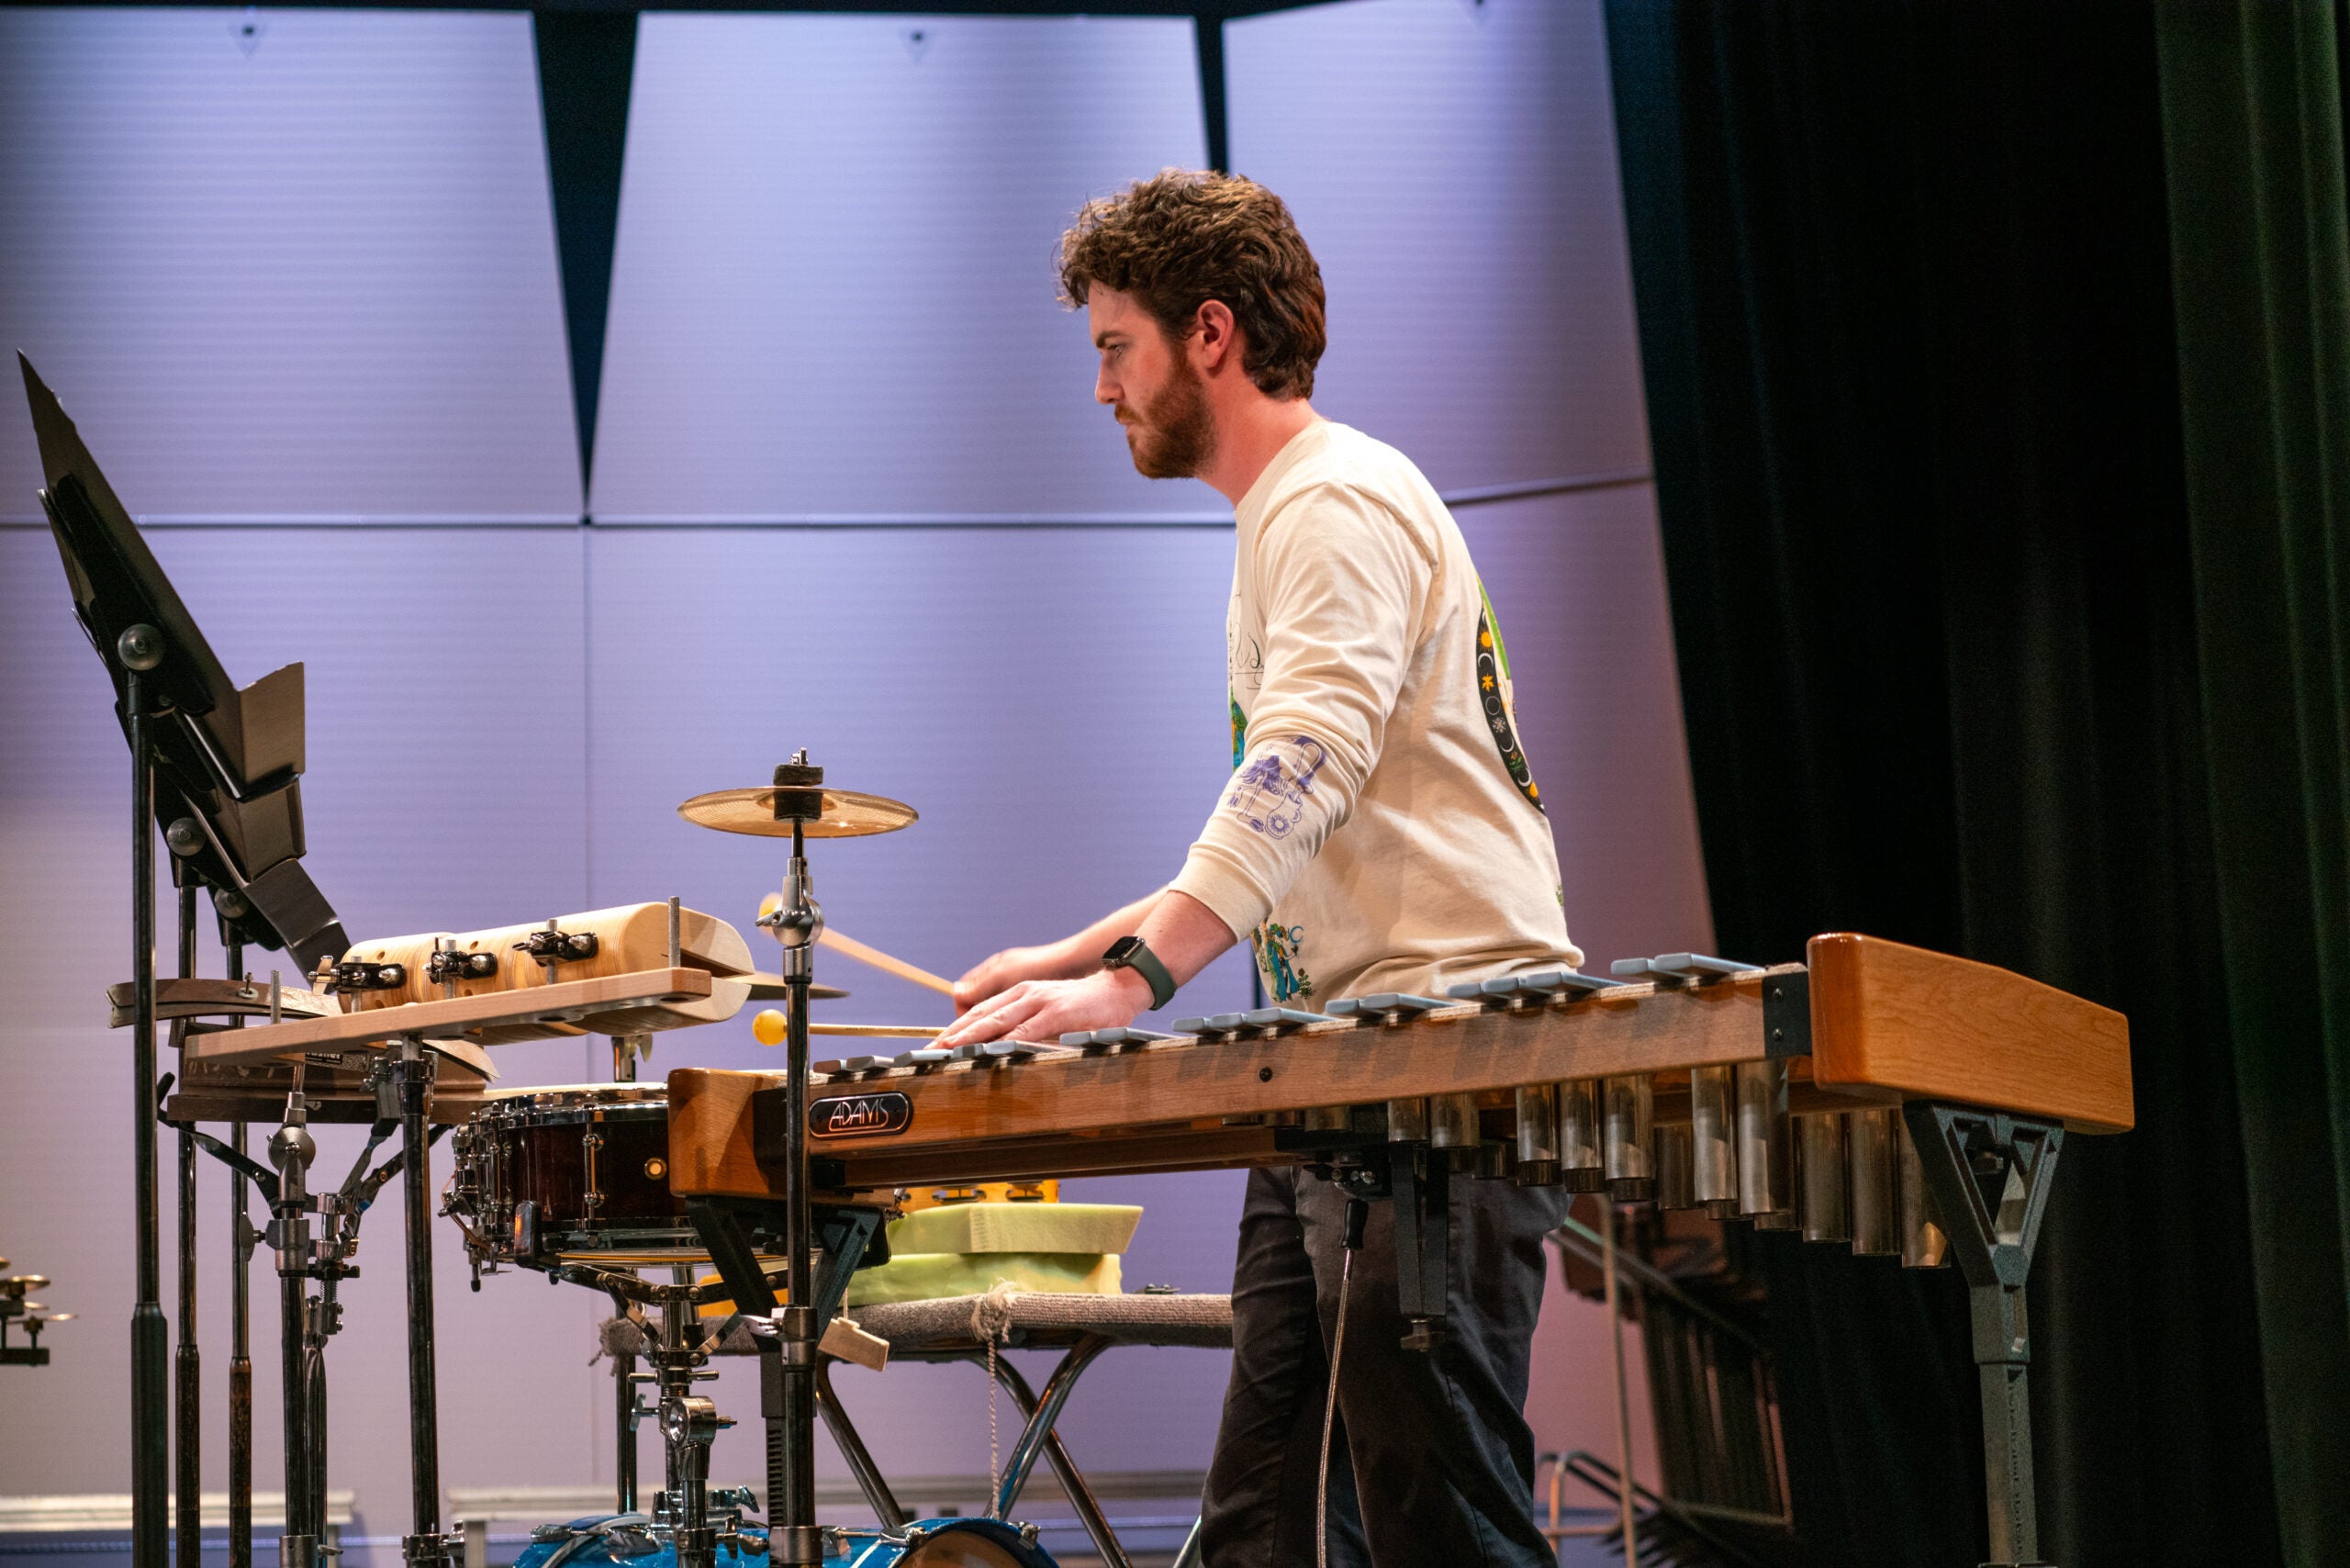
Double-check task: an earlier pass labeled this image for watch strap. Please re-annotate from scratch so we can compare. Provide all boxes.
[1104,936,1177,1011]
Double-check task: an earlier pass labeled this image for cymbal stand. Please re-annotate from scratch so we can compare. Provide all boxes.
[767,795,822,1567]
[121,625,169,1568]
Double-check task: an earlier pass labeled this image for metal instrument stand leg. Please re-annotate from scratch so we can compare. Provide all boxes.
[226,938,255,1568]
[1901,1103,2064,1568]
[172,884,201,1568]
[394,1036,454,1568]
[1391,1146,1451,1350]
[608,1288,641,1515]
[268,1076,319,1568]
[121,632,169,1568]
[979,1342,1129,1568]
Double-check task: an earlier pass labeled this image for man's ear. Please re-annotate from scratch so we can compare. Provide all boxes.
[1192,300,1240,375]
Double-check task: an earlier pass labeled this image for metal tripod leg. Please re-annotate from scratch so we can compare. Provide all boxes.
[811,1359,909,1531]
[1901,1102,2063,1568]
[979,1343,1129,1568]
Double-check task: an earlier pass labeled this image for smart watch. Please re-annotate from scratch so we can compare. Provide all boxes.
[1101,935,1176,1011]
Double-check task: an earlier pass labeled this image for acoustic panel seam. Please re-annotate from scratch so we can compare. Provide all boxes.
[0,474,1653,531]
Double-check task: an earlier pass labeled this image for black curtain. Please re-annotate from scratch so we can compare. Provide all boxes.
[1603,2,2349,1564]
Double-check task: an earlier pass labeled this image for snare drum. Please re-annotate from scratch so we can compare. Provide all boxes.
[449,1084,699,1266]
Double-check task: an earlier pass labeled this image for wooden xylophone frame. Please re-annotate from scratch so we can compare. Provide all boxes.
[667,933,2132,1568]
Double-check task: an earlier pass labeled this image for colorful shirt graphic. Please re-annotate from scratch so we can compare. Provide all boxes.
[1476,582,1543,812]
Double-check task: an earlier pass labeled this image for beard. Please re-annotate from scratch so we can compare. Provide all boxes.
[1121,357,1215,479]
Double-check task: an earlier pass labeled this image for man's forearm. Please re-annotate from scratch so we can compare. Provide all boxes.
[1134,889,1237,989]
[1053,889,1169,972]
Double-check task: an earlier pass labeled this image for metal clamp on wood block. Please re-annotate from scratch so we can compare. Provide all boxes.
[1326,993,1450,1022]
[513,929,600,964]
[1609,953,1755,985]
[424,950,497,986]
[327,961,406,993]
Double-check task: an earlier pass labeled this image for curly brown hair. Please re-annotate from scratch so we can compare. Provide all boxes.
[1058,170,1326,400]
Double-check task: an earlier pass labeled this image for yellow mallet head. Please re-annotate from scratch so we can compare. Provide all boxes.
[752,1008,789,1047]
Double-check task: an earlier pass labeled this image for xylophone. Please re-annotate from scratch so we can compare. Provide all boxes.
[666,933,2131,1568]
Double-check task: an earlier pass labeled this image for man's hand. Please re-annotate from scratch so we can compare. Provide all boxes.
[935,966,1154,1050]
[950,942,1087,1013]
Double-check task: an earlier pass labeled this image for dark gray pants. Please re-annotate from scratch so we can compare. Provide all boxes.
[1199,1164,1568,1568]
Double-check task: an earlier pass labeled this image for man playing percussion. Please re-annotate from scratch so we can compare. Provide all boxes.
[937,170,1580,1568]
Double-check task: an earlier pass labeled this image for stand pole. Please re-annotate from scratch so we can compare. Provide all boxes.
[397,1037,452,1568]
[229,1106,253,1568]
[775,819,820,1565]
[122,633,170,1568]
[173,883,201,1568]
[609,1286,639,1515]
[268,1059,318,1568]
[226,938,253,1568]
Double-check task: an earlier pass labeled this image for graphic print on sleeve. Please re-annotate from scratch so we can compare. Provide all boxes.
[1225,736,1328,840]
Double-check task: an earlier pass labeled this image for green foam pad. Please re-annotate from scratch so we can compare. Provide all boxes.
[844,1251,1122,1307]
[885,1202,1142,1256]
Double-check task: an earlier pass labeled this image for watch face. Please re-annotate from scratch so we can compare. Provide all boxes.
[1103,935,1142,966]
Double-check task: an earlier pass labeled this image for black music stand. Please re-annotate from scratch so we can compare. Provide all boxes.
[20,353,351,1568]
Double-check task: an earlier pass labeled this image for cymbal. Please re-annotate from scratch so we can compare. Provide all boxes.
[677,788,917,838]
[743,972,848,1002]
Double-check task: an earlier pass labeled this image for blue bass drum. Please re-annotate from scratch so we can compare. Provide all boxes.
[510,1517,1056,1568]
[510,1518,764,1568]
[833,1519,1058,1566]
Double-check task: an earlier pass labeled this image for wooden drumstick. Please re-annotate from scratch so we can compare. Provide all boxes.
[753,1013,939,1045]
[817,928,957,998]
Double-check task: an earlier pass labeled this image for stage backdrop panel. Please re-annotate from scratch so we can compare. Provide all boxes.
[0,525,611,1518]
[1459,481,1716,970]
[582,523,1253,1483]
[1225,0,1651,497]
[0,8,579,525]
[588,13,1215,524]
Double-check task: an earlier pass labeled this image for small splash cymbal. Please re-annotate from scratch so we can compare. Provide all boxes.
[677,787,918,838]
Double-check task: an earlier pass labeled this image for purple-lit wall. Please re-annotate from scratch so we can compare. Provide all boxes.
[0,0,1707,1540]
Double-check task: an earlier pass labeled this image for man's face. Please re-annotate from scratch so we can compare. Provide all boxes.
[1089,286,1214,479]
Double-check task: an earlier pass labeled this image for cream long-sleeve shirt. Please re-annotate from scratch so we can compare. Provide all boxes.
[1168,420,1581,1003]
